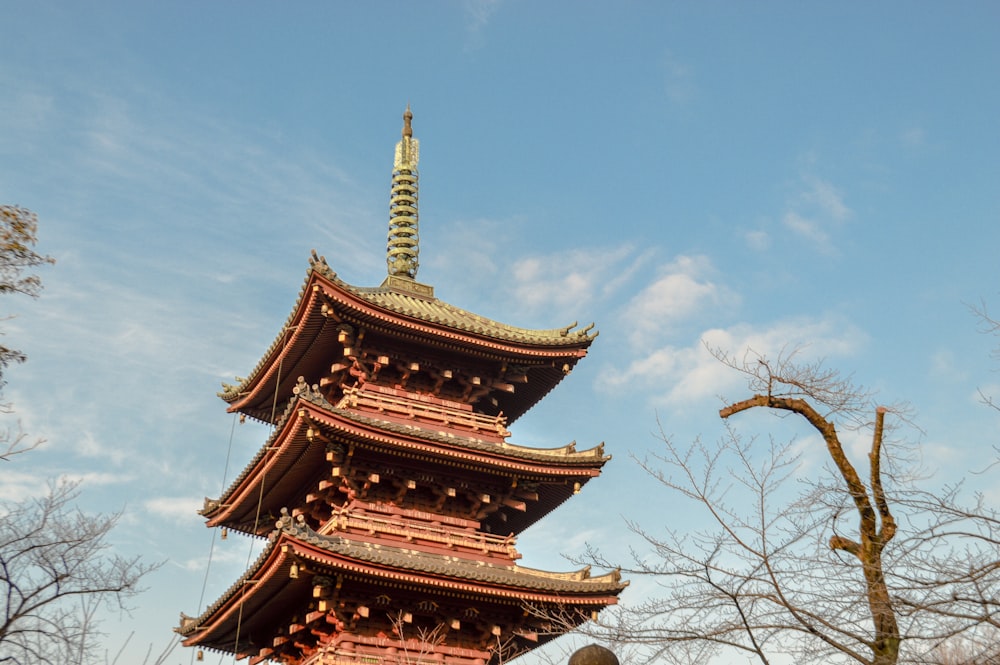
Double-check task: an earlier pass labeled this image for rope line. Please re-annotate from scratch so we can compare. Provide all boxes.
[232,325,291,659]
[189,410,240,665]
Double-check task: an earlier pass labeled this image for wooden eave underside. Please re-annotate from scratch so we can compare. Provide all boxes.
[180,525,624,653]
[203,395,609,535]
[221,264,596,425]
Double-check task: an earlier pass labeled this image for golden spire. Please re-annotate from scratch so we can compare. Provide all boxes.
[402,104,413,138]
[387,104,420,279]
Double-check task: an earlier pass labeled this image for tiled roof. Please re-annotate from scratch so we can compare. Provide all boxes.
[219,255,597,403]
[340,278,598,347]
[180,511,625,636]
[204,383,608,524]
[277,512,626,593]
[301,385,608,465]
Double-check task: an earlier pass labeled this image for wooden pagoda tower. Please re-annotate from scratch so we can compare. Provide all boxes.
[178,108,626,665]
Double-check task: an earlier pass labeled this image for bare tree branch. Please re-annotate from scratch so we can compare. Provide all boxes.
[0,480,161,665]
[0,207,158,664]
[557,350,999,665]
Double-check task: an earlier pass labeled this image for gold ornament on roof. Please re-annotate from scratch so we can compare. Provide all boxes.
[387,105,420,279]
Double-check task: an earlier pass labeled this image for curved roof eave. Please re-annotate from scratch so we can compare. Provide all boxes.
[219,257,598,409]
[203,388,610,528]
[181,515,626,642]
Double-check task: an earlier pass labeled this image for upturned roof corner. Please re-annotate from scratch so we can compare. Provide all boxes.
[184,110,621,665]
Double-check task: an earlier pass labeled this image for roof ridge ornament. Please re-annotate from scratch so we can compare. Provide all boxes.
[387,105,420,280]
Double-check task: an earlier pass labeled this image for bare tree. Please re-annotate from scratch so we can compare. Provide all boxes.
[925,638,1000,665]
[0,205,53,372]
[97,631,177,665]
[970,300,1000,467]
[105,632,178,665]
[0,205,53,462]
[0,480,159,664]
[388,611,450,664]
[0,206,159,664]
[384,610,521,665]
[572,350,999,665]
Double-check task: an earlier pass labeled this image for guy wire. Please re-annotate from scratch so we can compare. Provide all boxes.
[232,325,291,658]
[189,410,240,665]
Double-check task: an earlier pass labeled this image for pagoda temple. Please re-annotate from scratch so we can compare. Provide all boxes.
[178,108,626,665]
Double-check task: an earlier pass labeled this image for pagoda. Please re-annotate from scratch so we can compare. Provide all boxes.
[178,108,626,665]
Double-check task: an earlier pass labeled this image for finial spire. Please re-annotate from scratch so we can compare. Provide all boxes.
[402,103,413,138]
[387,106,420,280]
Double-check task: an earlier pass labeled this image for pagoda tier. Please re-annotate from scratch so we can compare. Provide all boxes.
[179,513,625,665]
[202,378,609,541]
[219,253,597,426]
[181,109,624,665]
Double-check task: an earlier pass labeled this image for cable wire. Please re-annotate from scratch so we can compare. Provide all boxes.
[231,325,292,659]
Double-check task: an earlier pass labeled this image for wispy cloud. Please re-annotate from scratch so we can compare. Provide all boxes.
[744,229,770,252]
[511,244,646,316]
[781,176,852,254]
[144,496,203,525]
[59,470,130,487]
[437,243,650,326]
[783,210,830,246]
[928,349,968,384]
[620,254,736,348]
[800,177,851,222]
[901,126,927,148]
[661,51,696,104]
[0,467,50,501]
[606,315,868,409]
[462,0,502,51]
[169,536,265,574]
[0,87,56,153]
[0,81,376,513]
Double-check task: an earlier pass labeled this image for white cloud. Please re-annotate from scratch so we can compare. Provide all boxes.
[901,126,926,148]
[75,430,129,464]
[0,88,55,146]
[745,229,770,251]
[462,0,502,50]
[0,468,51,501]
[783,211,829,245]
[170,537,264,573]
[509,244,650,321]
[0,83,374,523]
[620,255,735,348]
[606,315,868,409]
[780,176,852,254]
[929,349,968,384]
[144,496,202,524]
[662,51,696,104]
[59,470,131,487]
[800,177,852,222]
[433,216,504,279]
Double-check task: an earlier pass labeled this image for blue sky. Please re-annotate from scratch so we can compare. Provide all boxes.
[2,2,999,663]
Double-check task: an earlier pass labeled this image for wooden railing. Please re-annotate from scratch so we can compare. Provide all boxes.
[337,386,510,438]
[322,508,519,560]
